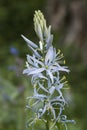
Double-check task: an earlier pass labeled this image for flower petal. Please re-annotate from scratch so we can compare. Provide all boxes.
[49,86,55,95]
[46,34,53,49]
[45,46,54,65]
[23,68,36,75]
[52,63,70,73]
[21,34,38,48]
[29,68,45,75]
[47,69,54,83]
[28,45,41,58]
[27,55,43,67]
[38,82,49,93]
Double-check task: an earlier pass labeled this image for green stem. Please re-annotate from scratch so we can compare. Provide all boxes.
[46,119,49,130]
[56,122,61,130]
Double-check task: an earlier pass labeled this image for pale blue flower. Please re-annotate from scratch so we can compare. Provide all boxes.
[23,46,69,85]
[22,10,75,130]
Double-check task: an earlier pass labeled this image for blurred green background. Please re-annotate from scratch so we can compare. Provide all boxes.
[0,0,87,130]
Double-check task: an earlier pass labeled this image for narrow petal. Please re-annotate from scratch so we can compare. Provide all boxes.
[21,34,38,48]
[38,82,49,93]
[45,46,54,65]
[27,55,35,66]
[54,63,70,73]
[47,69,54,83]
[57,65,70,73]
[49,86,55,95]
[34,73,47,80]
[23,69,29,74]
[27,55,44,66]
[46,35,53,49]
[29,68,45,75]
[28,45,41,58]
[23,68,36,75]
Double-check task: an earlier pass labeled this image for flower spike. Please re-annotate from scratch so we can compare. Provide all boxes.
[22,10,75,130]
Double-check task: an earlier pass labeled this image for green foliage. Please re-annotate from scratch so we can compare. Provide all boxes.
[0,0,87,130]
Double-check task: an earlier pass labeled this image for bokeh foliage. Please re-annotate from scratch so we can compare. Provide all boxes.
[0,0,87,130]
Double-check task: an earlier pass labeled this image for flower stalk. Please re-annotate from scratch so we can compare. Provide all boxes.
[46,119,49,130]
[22,10,75,130]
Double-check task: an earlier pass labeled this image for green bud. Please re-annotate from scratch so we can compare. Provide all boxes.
[33,10,51,44]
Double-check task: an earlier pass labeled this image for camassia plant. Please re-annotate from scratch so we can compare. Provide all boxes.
[22,10,75,130]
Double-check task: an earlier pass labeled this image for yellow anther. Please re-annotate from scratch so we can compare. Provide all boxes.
[61,76,66,82]
[58,49,61,54]
[64,60,66,64]
[45,65,48,69]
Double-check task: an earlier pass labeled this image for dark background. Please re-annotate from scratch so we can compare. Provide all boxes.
[0,0,87,130]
